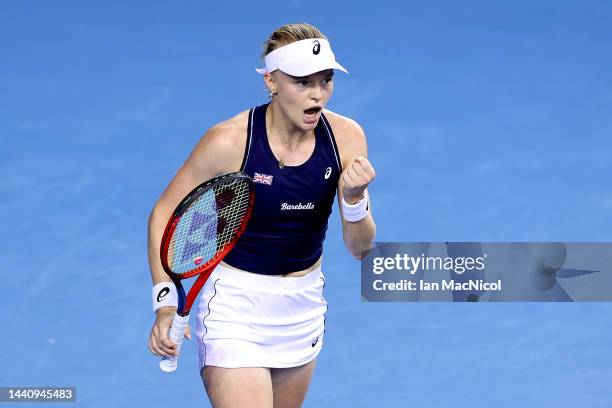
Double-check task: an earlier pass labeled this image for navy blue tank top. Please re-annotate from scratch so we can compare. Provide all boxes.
[223,103,342,275]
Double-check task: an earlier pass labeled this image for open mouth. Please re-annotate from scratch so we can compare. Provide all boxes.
[303,106,322,123]
[304,106,322,115]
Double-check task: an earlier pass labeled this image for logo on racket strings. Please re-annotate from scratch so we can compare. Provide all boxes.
[194,256,204,266]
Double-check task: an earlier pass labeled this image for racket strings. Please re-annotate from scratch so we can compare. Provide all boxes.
[168,178,251,275]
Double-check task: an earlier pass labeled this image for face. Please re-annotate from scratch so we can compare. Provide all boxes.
[265,69,334,131]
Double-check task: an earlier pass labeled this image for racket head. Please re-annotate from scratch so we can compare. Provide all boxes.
[160,172,255,280]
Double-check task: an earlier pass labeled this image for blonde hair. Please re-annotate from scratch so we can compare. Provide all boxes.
[260,23,328,60]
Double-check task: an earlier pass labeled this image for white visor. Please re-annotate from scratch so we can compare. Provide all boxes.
[255,38,348,77]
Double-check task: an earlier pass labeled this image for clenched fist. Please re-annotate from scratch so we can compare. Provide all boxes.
[341,155,375,203]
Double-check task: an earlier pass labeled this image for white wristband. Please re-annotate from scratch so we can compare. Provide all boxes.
[342,190,369,222]
[152,282,178,313]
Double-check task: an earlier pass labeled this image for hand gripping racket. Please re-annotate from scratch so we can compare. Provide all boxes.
[158,172,255,372]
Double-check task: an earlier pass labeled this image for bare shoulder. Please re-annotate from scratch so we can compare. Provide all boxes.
[202,109,250,159]
[152,108,251,215]
[322,109,368,166]
[191,109,250,175]
[211,108,250,140]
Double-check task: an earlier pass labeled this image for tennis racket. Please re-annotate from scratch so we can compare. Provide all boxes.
[158,172,255,372]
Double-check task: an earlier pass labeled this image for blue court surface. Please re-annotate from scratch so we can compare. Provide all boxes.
[2,2,612,407]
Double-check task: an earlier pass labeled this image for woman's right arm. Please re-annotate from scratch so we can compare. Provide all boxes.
[147,121,245,286]
[147,117,246,357]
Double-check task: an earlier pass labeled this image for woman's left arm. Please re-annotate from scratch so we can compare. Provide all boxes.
[335,118,376,259]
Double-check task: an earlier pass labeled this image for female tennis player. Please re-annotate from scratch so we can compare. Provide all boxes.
[147,23,376,407]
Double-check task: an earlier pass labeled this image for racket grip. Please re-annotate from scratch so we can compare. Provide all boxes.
[159,313,190,372]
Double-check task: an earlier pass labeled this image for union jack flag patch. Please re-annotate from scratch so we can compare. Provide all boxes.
[253,172,273,185]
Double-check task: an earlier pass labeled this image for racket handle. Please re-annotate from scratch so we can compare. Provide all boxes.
[159,313,190,372]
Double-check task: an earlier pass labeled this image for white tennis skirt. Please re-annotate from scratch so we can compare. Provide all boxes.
[194,264,327,370]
